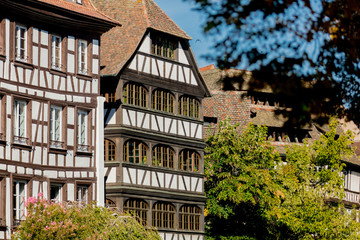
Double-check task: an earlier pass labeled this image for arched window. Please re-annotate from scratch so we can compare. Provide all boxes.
[123,140,148,164]
[152,145,174,169]
[152,202,175,229]
[104,139,116,162]
[179,96,200,118]
[179,150,200,172]
[123,83,147,107]
[179,205,201,230]
[151,89,175,113]
[124,199,148,226]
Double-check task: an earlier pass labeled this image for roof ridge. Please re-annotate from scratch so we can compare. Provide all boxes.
[143,0,191,39]
[141,0,152,28]
[88,0,121,26]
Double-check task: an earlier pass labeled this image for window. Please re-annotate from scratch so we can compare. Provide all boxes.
[103,92,116,103]
[50,184,63,203]
[13,100,27,144]
[179,150,200,172]
[124,199,148,226]
[15,25,27,61]
[13,181,26,224]
[123,83,147,107]
[76,185,88,203]
[51,35,62,70]
[50,105,62,148]
[0,178,5,226]
[152,89,174,113]
[179,96,200,119]
[76,0,82,4]
[152,145,174,169]
[151,33,176,59]
[77,110,88,151]
[179,205,201,231]
[152,202,175,229]
[78,39,87,74]
[104,139,116,162]
[123,140,147,164]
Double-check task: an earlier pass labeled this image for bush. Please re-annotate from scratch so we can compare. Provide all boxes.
[13,194,160,240]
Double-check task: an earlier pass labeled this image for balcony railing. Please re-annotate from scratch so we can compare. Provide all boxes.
[344,190,360,204]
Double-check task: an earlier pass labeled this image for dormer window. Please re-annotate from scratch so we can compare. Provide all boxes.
[151,33,176,60]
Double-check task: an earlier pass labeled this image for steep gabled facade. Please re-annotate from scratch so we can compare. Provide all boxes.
[93,0,210,239]
[0,0,117,238]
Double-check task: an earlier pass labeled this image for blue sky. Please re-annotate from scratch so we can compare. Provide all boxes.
[153,0,213,68]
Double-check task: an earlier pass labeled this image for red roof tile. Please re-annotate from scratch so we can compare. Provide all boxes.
[32,0,118,24]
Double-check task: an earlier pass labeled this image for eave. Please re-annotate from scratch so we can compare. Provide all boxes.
[0,0,120,35]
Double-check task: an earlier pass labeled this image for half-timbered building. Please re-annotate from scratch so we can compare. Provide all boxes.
[92,0,210,239]
[0,0,117,238]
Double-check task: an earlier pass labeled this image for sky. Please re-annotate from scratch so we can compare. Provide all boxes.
[153,0,214,68]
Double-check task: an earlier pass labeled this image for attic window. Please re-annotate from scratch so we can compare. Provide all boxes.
[151,33,177,60]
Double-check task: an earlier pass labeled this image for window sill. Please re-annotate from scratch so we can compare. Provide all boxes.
[49,147,67,155]
[14,60,34,70]
[76,73,92,81]
[104,161,120,167]
[12,136,32,150]
[76,145,92,156]
[49,68,67,77]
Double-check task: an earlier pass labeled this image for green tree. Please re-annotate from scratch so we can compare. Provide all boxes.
[12,197,160,240]
[205,120,360,239]
[189,0,360,126]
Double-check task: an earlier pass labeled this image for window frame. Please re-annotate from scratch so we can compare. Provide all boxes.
[151,33,177,60]
[179,96,200,119]
[77,109,88,151]
[179,205,201,231]
[123,140,148,164]
[152,145,175,169]
[151,89,175,113]
[104,139,116,162]
[179,149,200,172]
[76,185,88,204]
[50,105,63,146]
[50,183,63,203]
[51,35,62,70]
[15,24,27,62]
[13,99,27,144]
[124,199,148,226]
[123,82,148,108]
[77,39,88,75]
[152,202,175,229]
[13,180,27,224]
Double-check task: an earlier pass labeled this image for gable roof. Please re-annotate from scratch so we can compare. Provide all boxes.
[92,0,191,76]
[4,0,118,25]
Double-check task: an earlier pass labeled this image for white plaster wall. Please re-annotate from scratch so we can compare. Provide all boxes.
[139,34,151,53]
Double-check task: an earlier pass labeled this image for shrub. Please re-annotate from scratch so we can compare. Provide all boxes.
[12,194,160,240]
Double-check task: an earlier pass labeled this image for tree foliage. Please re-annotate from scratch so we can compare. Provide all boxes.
[190,0,360,125]
[12,197,160,240]
[205,120,360,239]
